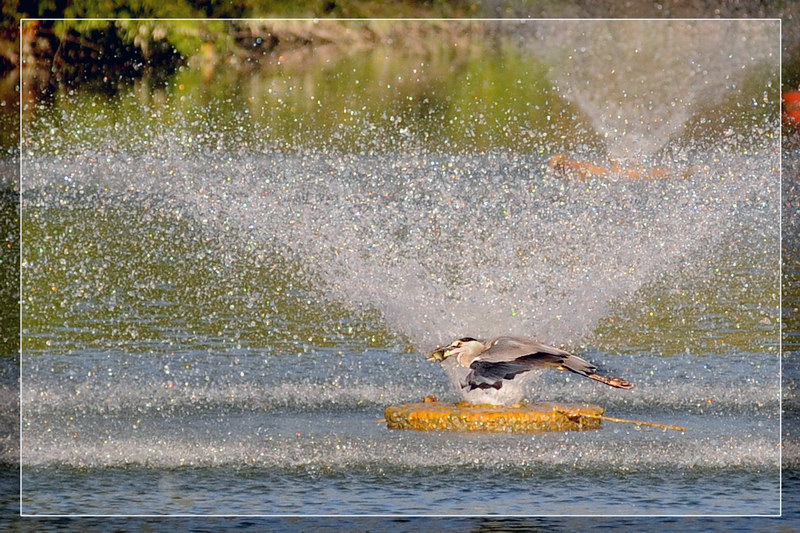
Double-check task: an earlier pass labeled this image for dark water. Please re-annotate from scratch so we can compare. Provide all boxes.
[3,468,798,529]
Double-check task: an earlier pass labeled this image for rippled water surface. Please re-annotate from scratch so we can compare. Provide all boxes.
[21,349,780,515]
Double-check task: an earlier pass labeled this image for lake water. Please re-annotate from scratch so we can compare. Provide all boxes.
[15,20,786,519]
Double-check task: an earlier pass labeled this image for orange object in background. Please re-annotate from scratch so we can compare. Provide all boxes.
[549,154,674,181]
[783,91,800,127]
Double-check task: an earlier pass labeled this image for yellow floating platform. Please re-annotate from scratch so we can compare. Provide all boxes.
[384,399,605,433]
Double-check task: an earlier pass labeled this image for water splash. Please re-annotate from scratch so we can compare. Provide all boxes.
[21,429,779,472]
[528,20,778,159]
[21,20,779,353]
[21,352,779,418]
[22,148,778,351]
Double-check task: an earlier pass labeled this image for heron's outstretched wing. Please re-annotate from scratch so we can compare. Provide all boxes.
[465,336,633,390]
[463,351,578,391]
[477,336,573,363]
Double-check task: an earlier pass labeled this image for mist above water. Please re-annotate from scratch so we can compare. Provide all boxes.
[527,20,778,159]
[23,148,778,352]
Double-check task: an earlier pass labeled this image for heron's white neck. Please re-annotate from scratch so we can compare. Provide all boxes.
[452,340,485,367]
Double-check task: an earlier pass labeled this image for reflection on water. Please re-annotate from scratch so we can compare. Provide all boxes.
[22,22,778,157]
[23,38,598,155]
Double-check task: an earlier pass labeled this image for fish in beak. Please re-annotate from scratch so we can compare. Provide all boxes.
[427,346,448,362]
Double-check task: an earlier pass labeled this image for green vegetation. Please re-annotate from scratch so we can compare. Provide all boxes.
[593,258,780,356]
[6,1,478,81]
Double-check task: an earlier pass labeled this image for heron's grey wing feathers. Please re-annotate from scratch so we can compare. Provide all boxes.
[477,336,572,363]
[476,336,599,378]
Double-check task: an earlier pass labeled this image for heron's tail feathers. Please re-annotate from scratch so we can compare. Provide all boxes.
[560,354,634,390]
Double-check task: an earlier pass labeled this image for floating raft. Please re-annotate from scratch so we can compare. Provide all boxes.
[384,400,605,433]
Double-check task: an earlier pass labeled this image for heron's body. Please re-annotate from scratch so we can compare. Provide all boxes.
[429,336,633,406]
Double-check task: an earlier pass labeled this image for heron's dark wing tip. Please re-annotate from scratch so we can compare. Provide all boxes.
[465,360,532,391]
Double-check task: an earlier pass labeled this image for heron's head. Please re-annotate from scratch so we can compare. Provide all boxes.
[427,337,484,362]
